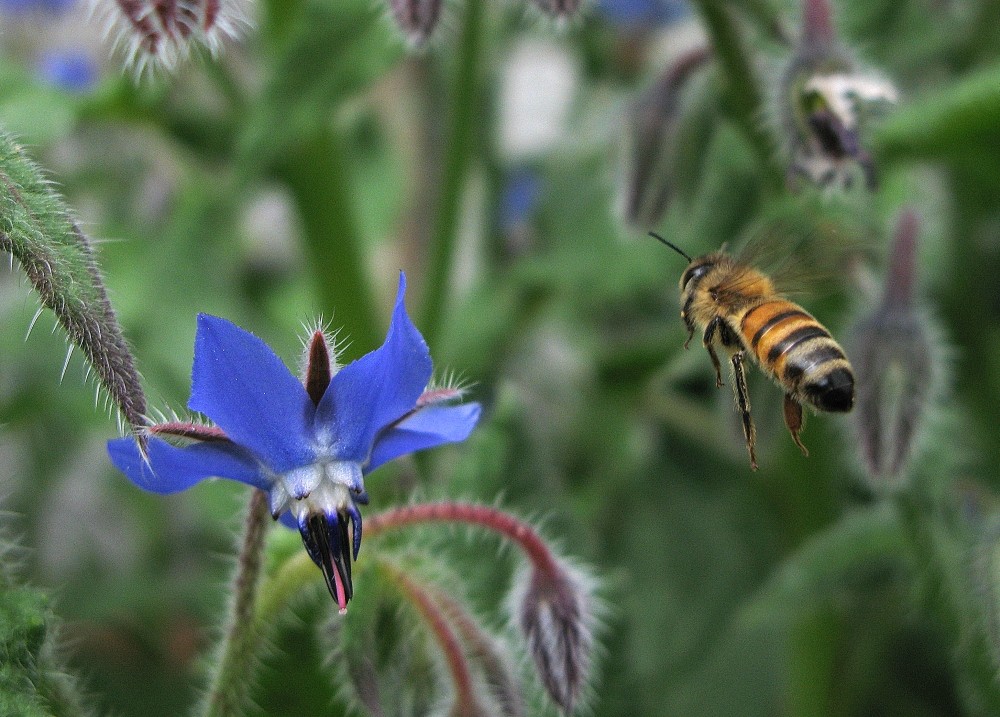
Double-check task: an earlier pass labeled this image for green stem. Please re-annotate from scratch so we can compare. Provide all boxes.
[200,489,272,717]
[690,0,781,182]
[894,490,1000,714]
[277,127,381,357]
[419,0,485,347]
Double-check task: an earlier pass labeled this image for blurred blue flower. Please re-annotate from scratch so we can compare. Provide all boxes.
[0,0,75,14]
[596,0,688,27]
[38,50,97,92]
[500,169,542,233]
[107,273,481,612]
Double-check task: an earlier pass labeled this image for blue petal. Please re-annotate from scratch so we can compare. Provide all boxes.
[189,314,315,473]
[317,273,432,461]
[278,511,298,530]
[107,437,269,494]
[368,402,481,472]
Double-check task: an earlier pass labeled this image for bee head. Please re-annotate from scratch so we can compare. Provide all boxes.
[679,259,715,293]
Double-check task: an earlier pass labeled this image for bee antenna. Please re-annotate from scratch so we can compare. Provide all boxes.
[649,232,693,263]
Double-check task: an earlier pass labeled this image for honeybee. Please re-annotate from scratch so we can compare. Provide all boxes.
[652,232,854,470]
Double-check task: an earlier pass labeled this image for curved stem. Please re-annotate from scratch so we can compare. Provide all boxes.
[366,502,559,574]
[379,559,482,714]
[419,0,485,347]
[253,502,560,627]
[200,489,272,717]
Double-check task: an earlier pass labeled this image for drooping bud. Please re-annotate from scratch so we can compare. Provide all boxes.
[388,0,442,47]
[100,0,248,74]
[849,209,936,482]
[515,559,595,714]
[0,133,148,445]
[620,46,711,228]
[529,0,583,23]
[780,0,896,190]
[366,502,599,712]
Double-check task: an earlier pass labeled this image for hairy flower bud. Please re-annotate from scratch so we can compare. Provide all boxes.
[100,0,248,73]
[620,46,710,228]
[780,0,896,190]
[388,0,442,47]
[514,559,595,713]
[529,0,583,22]
[849,209,936,481]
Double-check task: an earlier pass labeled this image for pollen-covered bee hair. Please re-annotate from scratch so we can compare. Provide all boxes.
[651,232,854,470]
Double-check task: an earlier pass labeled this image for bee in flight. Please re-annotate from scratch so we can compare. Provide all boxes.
[651,232,854,470]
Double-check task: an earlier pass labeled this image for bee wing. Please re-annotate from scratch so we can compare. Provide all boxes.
[731,205,873,298]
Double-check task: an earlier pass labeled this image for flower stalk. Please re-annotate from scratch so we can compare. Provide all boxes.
[420,0,485,347]
[200,489,272,717]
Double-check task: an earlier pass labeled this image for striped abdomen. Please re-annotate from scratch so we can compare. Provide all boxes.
[739,299,854,412]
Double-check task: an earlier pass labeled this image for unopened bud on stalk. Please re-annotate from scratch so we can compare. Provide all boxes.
[100,0,248,74]
[529,0,583,23]
[388,0,443,47]
[621,46,711,228]
[849,209,936,481]
[515,559,595,714]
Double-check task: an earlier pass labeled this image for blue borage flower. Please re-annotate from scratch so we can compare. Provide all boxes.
[107,273,481,612]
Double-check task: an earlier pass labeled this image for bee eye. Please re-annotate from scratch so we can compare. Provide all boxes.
[682,264,711,290]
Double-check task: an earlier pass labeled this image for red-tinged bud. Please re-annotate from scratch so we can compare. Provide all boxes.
[849,209,937,482]
[388,0,443,47]
[530,0,583,23]
[780,0,896,190]
[304,330,333,406]
[514,559,595,714]
[101,0,248,74]
[620,46,711,228]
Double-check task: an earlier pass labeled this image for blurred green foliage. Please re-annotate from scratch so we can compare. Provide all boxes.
[2,0,1000,714]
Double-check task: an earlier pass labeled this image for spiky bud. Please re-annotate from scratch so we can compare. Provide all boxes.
[780,0,896,190]
[515,559,594,714]
[621,46,710,228]
[529,0,583,23]
[849,209,936,482]
[99,0,248,74]
[388,0,442,47]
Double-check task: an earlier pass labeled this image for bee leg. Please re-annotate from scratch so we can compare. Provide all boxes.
[731,352,758,470]
[782,394,809,457]
[702,317,725,387]
[681,301,696,349]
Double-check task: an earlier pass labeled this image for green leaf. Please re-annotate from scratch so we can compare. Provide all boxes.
[876,62,1000,162]
[0,132,146,439]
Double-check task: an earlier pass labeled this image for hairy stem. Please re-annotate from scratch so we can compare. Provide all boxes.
[366,502,559,574]
[419,0,485,347]
[379,559,482,715]
[200,489,272,717]
[894,490,1000,714]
